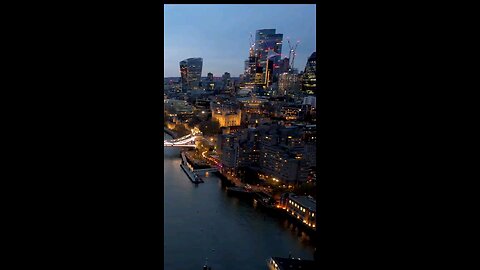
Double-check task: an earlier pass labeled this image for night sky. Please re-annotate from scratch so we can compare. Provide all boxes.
[164,4,316,78]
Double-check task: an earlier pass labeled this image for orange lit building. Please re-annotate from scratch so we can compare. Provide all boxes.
[280,193,316,230]
[211,105,242,127]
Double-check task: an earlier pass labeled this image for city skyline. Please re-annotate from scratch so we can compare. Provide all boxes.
[164,4,316,78]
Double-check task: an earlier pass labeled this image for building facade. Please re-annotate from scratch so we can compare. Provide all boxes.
[278,72,302,97]
[211,103,242,127]
[179,58,203,92]
[280,193,316,230]
[302,52,316,95]
[254,29,283,85]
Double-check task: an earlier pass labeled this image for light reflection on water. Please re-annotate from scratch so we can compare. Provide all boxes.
[164,133,314,269]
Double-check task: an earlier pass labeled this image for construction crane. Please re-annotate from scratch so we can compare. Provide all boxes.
[287,38,300,73]
[249,33,255,57]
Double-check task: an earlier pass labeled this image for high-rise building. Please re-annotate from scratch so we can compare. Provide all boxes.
[206,72,214,91]
[302,96,316,108]
[253,29,283,86]
[279,57,290,74]
[278,72,301,97]
[302,52,316,95]
[222,72,231,89]
[179,58,203,92]
[244,41,259,84]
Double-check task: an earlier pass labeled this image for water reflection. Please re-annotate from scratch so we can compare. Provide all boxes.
[164,133,314,269]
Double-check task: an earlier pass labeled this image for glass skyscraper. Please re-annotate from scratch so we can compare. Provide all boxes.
[302,52,316,95]
[253,29,283,85]
[179,58,203,92]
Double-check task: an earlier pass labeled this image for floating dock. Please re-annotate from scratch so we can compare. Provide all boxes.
[180,163,204,184]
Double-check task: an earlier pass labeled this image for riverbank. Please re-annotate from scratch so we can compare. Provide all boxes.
[165,130,316,239]
[213,171,318,238]
[163,127,178,139]
[164,142,315,268]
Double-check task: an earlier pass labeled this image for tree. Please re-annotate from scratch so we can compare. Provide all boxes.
[174,124,189,137]
[187,115,202,129]
[201,119,221,136]
[293,182,316,199]
[238,166,260,184]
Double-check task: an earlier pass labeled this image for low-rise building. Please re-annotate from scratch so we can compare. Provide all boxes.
[211,103,242,127]
[280,193,316,230]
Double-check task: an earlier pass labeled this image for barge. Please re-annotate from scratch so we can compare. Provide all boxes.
[180,163,204,184]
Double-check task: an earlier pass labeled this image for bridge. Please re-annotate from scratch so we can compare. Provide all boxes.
[164,127,202,148]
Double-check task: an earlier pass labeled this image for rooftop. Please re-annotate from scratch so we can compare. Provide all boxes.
[290,195,316,211]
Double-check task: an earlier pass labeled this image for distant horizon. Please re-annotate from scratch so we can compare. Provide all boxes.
[164,4,316,78]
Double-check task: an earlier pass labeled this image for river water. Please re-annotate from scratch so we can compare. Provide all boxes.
[164,133,315,269]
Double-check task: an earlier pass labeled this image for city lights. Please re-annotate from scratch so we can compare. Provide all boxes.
[164,4,316,268]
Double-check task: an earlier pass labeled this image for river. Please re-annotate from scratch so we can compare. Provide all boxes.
[164,133,315,269]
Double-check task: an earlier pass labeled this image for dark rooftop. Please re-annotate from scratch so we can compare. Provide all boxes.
[290,195,316,212]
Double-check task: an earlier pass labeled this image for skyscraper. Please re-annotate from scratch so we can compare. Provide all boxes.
[254,29,283,85]
[206,72,214,91]
[179,58,203,92]
[222,72,231,89]
[302,52,316,95]
[278,72,301,97]
[279,57,290,74]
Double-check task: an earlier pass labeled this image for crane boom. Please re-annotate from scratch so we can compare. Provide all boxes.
[287,39,293,67]
[289,40,300,73]
[249,33,255,57]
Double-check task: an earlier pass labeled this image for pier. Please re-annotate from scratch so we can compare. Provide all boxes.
[192,167,218,173]
[180,163,204,184]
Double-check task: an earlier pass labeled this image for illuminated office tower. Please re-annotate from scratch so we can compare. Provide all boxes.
[179,58,203,92]
[278,72,301,97]
[302,52,316,95]
[254,29,283,85]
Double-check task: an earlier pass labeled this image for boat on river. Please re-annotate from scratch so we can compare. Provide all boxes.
[180,163,204,184]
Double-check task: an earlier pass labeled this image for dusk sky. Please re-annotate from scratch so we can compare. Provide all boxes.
[164,4,316,78]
